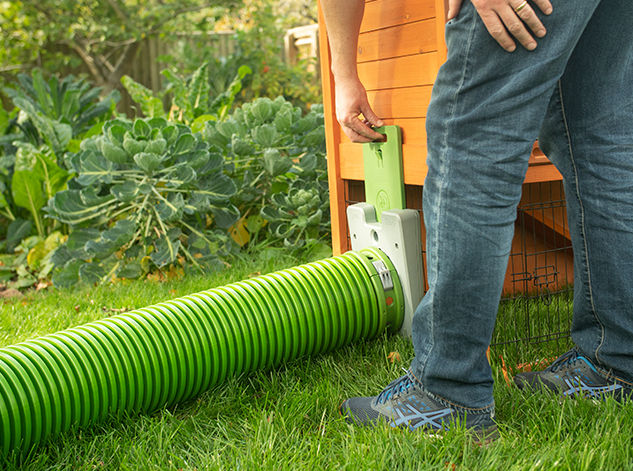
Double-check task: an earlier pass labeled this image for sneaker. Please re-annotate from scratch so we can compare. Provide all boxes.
[340,372,498,442]
[513,347,633,401]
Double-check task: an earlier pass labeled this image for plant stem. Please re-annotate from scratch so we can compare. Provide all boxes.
[179,220,214,246]
[33,212,45,239]
[179,245,203,270]
[135,194,151,224]
[0,207,16,222]
[144,212,153,239]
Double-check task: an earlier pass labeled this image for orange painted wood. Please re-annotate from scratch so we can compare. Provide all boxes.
[339,141,560,186]
[366,86,433,119]
[519,180,570,245]
[523,165,562,183]
[357,20,438,63]
[360,0,435,33]
[319,0,564,260]
[435,0,448,62]
[317,2,347,256]
[529,209,571,244]
[358,53,439,91]
[339,143,429,184]
[340,118,427,145]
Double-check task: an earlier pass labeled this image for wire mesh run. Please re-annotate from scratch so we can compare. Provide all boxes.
[344,179,573,350]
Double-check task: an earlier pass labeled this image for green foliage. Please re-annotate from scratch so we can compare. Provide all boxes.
[121,62,252,124]
[120,76,166,119]
[4,70,120,151]
[261,182,329,249]
[0,231,64,289]
[156,1,322,112]
[202,96,329,249]
[226,1,322,110]
[45,117,239,288]
[11,143,72,237]
[0,85,330,290]
[0,0,238,94]
[0,70,119,254]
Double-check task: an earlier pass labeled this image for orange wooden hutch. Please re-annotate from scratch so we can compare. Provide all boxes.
[317,0,573,295]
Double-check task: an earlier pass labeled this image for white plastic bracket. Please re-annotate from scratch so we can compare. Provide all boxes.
[347,203,424,337]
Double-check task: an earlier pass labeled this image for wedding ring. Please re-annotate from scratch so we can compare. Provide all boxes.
[514,0,528,12]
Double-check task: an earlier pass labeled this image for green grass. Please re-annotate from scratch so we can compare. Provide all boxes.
[1,257,632,470]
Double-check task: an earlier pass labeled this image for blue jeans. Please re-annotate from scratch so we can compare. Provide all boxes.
[410,0,633,412]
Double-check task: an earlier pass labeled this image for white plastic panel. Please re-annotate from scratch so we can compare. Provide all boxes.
[347,203,424,337]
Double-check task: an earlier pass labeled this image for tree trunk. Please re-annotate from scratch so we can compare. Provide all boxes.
[104,41,142,95]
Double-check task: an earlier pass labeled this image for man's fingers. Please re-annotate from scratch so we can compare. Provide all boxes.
[513,1,546,39]
[499,5,537,50]
[342,115,383,143]
[333,76,384,143]
[478,10,517,52]
[360,105,385,128]
[532,0,553,15]
[447,0,463,20]
[473,0,553,52]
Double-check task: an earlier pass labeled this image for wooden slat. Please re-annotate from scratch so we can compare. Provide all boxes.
[149,37,160,92]
[339,143,429,184]
[435,0,448,62]
[361,0,435,33]
[340,118,427,145]
[317,3,348,256]
[523,164,562,183]
[366,86,433,119]
[340,142,562,186]
[358,53,439,91]
[357,20,437,63]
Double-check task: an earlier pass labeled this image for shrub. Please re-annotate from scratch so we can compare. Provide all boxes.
[202,96,329,250]
[0,70,119,288]
[45,117,239,288]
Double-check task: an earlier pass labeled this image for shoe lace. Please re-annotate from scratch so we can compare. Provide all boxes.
[375,369,417,404]
[546,349,579,373]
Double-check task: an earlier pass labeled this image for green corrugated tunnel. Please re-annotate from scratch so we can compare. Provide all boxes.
[0,247,403,458]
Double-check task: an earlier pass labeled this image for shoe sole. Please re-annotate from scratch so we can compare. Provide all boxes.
[339,402,500,444]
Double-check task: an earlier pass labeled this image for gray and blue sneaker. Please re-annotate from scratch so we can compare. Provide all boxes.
[513,347,633,401]
[340,372,498,442]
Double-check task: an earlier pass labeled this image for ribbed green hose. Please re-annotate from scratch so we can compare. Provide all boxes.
[0,248,403,457]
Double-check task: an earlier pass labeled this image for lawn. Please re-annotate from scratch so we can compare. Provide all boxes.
[1,254,632,470]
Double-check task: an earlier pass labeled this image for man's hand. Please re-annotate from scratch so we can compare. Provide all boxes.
[335,77,385,143]
[447,0,553,52]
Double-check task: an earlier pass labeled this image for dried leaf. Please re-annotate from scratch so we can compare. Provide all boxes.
[387,351,401,363]
[498,354,512,387]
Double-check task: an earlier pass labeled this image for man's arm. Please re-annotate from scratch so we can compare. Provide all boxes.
[320,0,384,143]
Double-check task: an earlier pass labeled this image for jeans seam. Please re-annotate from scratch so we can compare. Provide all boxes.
[597,368,633,388]
[559,80,606,364]
[410,369,495,413]
[423,4,478,381]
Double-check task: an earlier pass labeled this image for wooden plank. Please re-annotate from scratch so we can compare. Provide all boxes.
[340,118,427,145]
[357,20,438,63]
[317,3,348,256]
[358,53,439,91]
[435,0,448,63]
[361,0,435,33]
[365,86,433,119]
[340,142,562,186]
[524,164,562,183]
[339,143,429,184]
[149,37,160,93]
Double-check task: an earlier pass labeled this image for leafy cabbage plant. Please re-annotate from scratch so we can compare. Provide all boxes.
[45,117,239,288]
[202,96,330,249]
